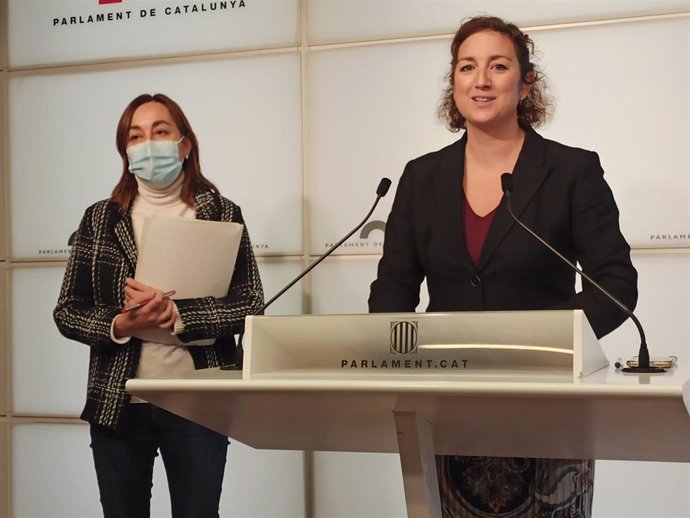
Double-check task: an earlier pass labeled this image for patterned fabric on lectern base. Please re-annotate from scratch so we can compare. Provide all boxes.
[436,456,594,518]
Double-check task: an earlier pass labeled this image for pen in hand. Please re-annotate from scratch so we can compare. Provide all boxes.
[121,290,176,313]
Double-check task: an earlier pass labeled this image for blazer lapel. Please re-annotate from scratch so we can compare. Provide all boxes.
[113,208,137,271]
[478,129,549,269]
[194,190,221,221]
[434,135,473,266]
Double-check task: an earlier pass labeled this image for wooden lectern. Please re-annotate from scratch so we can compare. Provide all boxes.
[127,310,690,518]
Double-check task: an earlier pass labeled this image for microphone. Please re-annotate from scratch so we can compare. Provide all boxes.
[500,173,663,374]
[222,177,392,370]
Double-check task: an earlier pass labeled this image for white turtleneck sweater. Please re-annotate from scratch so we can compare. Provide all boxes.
[113,174,197,401]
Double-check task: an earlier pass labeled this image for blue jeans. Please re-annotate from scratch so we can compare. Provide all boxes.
[90,403,229,518]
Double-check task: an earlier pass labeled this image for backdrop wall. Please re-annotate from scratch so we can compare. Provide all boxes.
[1,1,689,517]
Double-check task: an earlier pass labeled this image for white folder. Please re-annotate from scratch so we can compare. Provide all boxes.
[133,215,244,345]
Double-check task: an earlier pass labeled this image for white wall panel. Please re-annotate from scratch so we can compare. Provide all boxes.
[256,258,304,315]
[11,267,87,416]
[9,52,302,259]
[0,424,7,516]
[310,256,429,314]
[312,451,406,518]
[0,74,6,261]
[596,251,690,517]
[9,0,300,67]
[223,442,306,518]
[310,257,379,314]
[594,460,690,517]
[308,40,456,256]
[310,17,689,253]
[537,17,690,247]
[11,423,305,517]
[0,266,8,416]
[308,0,690,44]
[599,252,689,362]
[12,424,104,517]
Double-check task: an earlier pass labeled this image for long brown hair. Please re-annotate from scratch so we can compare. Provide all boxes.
[111,93,218,212]
[438,16,551,132]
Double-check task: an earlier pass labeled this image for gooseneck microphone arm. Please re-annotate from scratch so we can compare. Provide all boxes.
[500,173,662,373]
[256,177,392,315]
[222,178,392,370]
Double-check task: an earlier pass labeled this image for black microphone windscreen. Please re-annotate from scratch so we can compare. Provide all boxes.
[377,178,392,197]
[501,173,513,194]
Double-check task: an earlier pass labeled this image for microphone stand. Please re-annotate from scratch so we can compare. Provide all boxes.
[222,178,392,371]
[501,173,664,374]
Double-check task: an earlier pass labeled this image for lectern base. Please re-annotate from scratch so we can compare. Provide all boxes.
[394,412,442,518]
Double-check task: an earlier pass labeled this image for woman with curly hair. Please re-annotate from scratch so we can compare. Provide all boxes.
[370,16,637,517]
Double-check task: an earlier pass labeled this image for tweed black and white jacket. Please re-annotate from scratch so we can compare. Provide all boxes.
[54,190,264,430]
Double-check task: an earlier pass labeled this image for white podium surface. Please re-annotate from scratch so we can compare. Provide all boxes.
[127,363,690,462]
[127,311,690,518]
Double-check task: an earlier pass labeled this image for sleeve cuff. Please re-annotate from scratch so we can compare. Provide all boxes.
[172,302,185,336]
[110,314,132,344]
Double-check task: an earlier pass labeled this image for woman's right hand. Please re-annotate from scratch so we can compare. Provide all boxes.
[113,278,177,339]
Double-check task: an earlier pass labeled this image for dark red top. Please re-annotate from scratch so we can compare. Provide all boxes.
[464,194,497,268]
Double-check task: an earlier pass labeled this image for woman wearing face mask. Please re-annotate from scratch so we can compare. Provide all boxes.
[54,93,264,518]
[369,16,637,517]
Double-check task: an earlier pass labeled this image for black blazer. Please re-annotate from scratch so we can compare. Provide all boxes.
[369,129,637,338]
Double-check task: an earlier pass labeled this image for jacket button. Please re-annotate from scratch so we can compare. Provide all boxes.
[470,275,481,287]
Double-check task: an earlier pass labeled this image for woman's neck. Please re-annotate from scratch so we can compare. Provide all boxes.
[462,123,526,216]
[465,123,526,165]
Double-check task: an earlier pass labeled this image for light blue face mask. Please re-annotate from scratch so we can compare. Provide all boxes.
[126,136,185,189]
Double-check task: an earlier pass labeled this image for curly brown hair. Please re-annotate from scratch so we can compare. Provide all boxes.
[438,16,551,132]
[110,93,218,212]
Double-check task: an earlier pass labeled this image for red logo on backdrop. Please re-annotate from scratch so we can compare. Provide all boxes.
[99,0,122,4]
